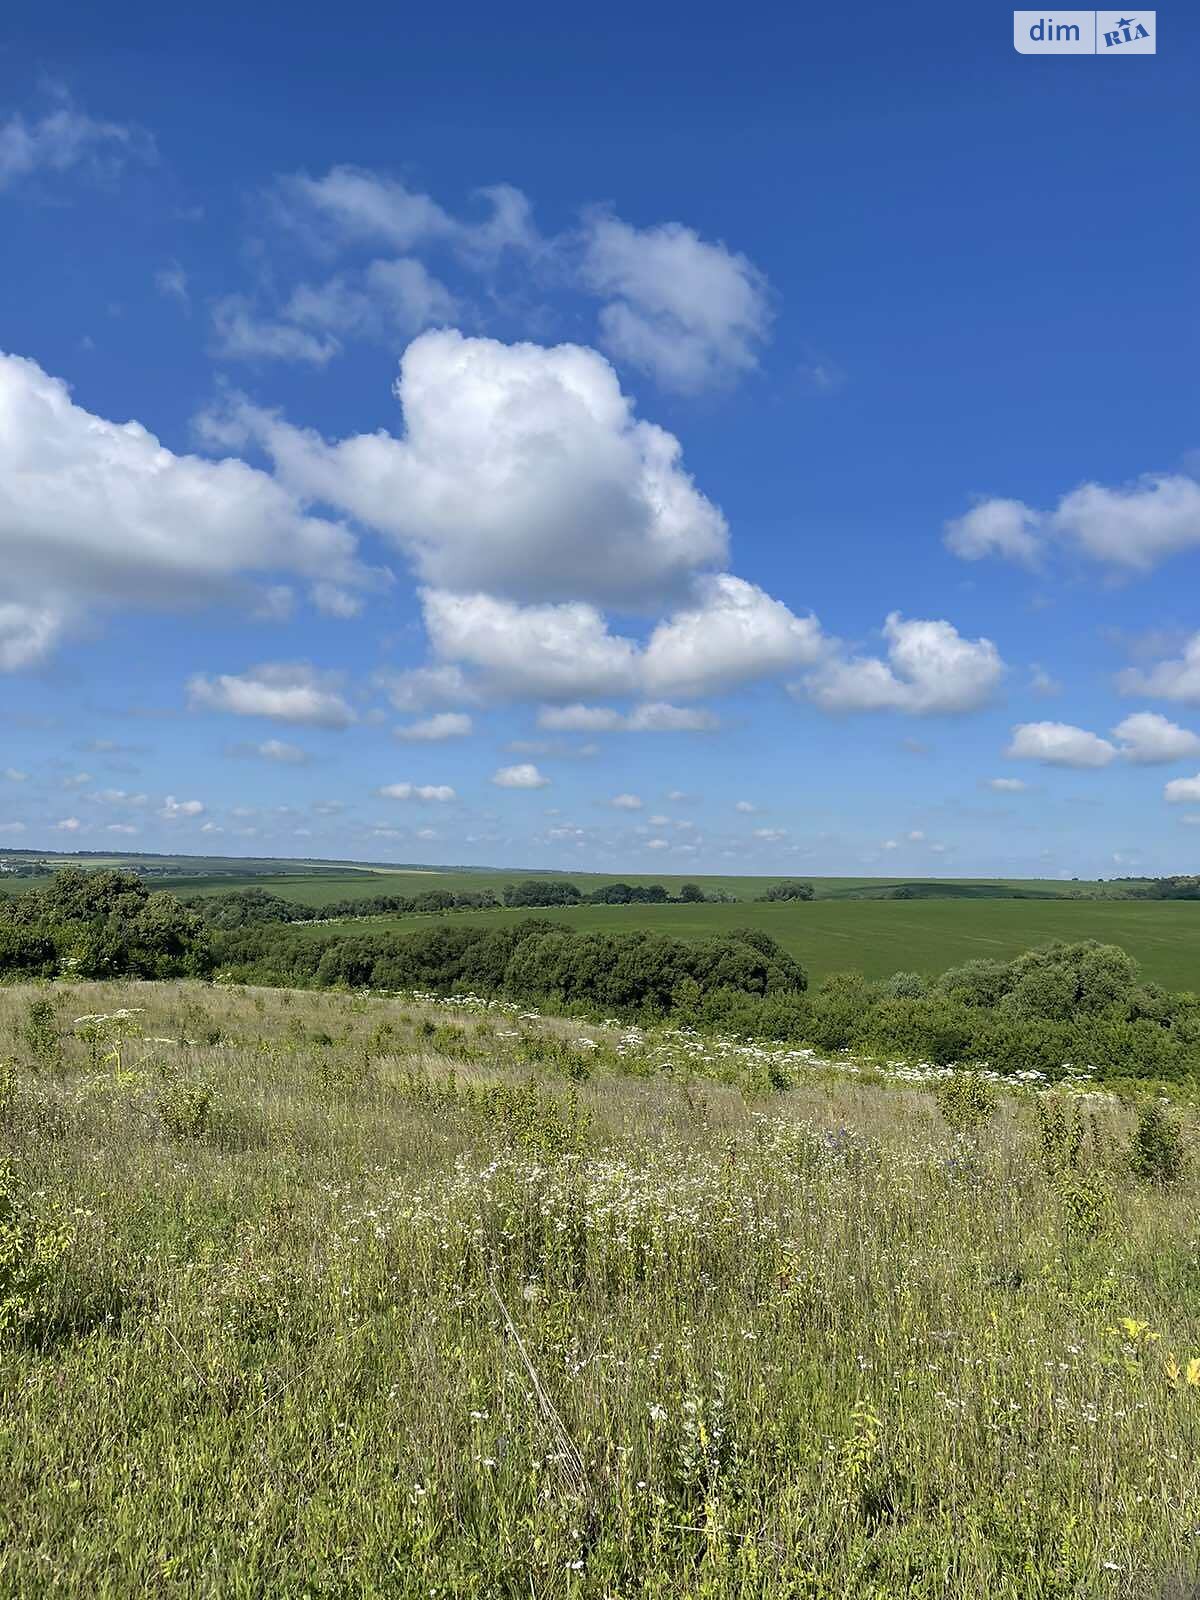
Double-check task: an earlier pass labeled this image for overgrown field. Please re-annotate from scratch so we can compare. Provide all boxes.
[283,896,1200,992]
[3,980,1200,1597]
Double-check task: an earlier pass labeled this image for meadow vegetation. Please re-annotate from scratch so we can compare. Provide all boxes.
[2,977,1199,1596]
[4,870,1200,1085]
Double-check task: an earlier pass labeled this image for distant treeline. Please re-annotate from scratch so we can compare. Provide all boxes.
[1139,876,1200,900]
[184,885,504,928]
[181,877,727,929]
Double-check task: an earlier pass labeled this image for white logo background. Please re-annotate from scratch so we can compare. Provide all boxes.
[1014,11,1156,53]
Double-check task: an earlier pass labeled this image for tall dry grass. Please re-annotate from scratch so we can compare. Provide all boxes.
[1,979,1198,1598]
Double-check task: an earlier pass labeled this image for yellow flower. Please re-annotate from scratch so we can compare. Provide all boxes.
[1162,1354,1200,1388]
[1114,1317,1160,1347]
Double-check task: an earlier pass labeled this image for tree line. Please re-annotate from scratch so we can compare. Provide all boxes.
[212,919,808,1013]
[180,876,730,930]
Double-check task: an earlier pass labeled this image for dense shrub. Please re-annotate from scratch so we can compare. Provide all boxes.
[756,881,815,902]
[800,941,1200,1081]
[211,918,808,1016]
[502,879,582,908]
[0,870,212,980]
[1144,875,1200,899]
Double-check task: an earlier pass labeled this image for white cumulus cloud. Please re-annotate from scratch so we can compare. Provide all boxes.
[1117,633,1200,703]
[947,473,1200,572]
[230,738,311,765]
[377,663,479,714]
[581,213,771,393]
[1055,475,1200,569]
[642,576,824,697]
[423,590,639,700]
[283,258,458,343]
[1006,722,1116,768]
[944,498,1041,565]
[0,351,370,668]
[394,712,473,741]
[536,701,718,733]
[275,165,536,260]
[1004,712,1200,768]
[492,763,549,789]
[188,663,356,728]
[1111,711,1200,764]
[377,782,456,802]
[801,614,1004,715]
[159,796,205,819]
[221,329,728,609]
[423,576,821,705]
[1165,774,1200,804]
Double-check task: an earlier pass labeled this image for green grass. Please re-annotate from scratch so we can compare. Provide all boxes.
[2,978,1199,1596]
[291,896,1200,992]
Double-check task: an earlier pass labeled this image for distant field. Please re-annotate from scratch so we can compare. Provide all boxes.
[174,870,511,902]
[169,868,1127,907]
[8,860,1192,986]
[288,897,1200,991]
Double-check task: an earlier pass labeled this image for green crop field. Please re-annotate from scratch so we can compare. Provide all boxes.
[169,867,1131,906]
[2,851,1140,904]
[289,896,1200,991]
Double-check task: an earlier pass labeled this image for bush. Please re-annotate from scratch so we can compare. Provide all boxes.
[159,1078,215,1140]
[932,1074,997,1135]
[0,869,212,981]
[20,998,60,1066]
[1127,1100,1187,1186]
[879,971,928,1000]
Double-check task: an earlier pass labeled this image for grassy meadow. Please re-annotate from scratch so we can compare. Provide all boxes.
[283,895,1200,993]
[3,978,1200,1596]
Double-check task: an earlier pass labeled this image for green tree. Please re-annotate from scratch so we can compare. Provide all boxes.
[757,881,815,902]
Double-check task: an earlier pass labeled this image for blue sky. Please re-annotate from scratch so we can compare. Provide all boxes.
[1,1,1197,876]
